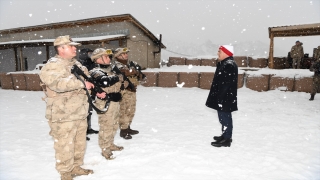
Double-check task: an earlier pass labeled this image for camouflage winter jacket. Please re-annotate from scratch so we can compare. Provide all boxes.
[113,60,141,87]
[290,45,304,58]
[310,60,320,77]
[39,55,89,122]
[89,65,122,108]
[314,46,320,61]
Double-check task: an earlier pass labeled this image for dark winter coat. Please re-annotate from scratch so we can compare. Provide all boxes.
[78,48,95,71]
[206,56,238,112]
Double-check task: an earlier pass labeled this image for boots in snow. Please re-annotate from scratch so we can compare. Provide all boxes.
[61,172,73,180]
[87,128,99,134]
[71,166,93,177]
[120,128,132,140]
[102,151,115,160]
[213,135,232,142]
[309,94,315,101]
[211,138,232,147]
[127,126,139,135]
[110,144,124,151]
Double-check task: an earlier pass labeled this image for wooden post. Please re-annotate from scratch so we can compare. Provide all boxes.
[19,46,24,71]
[268,33,274,69]
[46,45,49,62]
[13,47,19,71]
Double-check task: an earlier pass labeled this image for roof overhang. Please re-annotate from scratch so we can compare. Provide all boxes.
[268,23,320,38]
[0,34,127,50]
[0,14,166,49]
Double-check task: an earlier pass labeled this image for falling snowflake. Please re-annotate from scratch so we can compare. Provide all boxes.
[29,14,32,17]
[201,27,205,30]
[38,51,42,55]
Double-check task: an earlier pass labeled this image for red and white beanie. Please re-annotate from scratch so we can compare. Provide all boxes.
[219,45,234,56]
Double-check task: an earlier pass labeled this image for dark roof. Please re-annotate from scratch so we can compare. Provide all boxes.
[0,14,165,48]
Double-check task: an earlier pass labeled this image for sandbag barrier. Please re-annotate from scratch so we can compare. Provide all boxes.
[141,71,313,93]
[0,71,314,93]
[0,73,42,91]
[168,56,270,68]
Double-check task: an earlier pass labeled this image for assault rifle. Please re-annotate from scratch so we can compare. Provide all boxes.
[71,64,109,113]
[129,61,146,80]
[112,64,136,92]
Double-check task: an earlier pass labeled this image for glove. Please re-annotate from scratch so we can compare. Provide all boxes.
[108,93,122,102]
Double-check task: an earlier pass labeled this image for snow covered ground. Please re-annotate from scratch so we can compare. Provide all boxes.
[0,86,319,180]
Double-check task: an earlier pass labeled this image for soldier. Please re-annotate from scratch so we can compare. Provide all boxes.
[314,46,320,61]
[290,40,304,69]
[39,35,94,180]
[309,46,320,101]
[113,47,143,140]
[90,48,125,160]
[78,48,99,141]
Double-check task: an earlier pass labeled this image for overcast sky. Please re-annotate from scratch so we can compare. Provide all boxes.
[0,0,319,55]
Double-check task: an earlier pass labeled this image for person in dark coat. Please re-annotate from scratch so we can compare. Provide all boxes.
[206,45,238,147]
[78,48,99,141]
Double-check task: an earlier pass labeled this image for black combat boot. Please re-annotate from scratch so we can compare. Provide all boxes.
[127,126,139,135]
[87,128,99,134]
[120,128,132,140]
[86,115,99,134]
[213,135,232,142]
[309,94,315,101]
[211,138,232,147]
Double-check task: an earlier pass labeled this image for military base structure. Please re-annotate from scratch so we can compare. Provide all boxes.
[0,21,319,93]
[0,14,166,73]
[268,23,320,68]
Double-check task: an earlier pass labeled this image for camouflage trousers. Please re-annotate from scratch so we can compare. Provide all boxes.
[119,89,136,130]
[311,76,320,95]
[98,101,120,153]
[292,57,301,69]
[48,119,87,174]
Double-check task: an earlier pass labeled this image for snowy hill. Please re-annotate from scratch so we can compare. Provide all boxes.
[161,40,287,60]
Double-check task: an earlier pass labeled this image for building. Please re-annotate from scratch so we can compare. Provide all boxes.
[0,14,166,73]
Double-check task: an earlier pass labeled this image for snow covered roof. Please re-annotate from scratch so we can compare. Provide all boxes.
[268,23,320,37]
[0,14,165,49]
[0,34,126,46]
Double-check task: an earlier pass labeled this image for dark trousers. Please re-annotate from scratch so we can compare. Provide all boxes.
[217,110,233,139]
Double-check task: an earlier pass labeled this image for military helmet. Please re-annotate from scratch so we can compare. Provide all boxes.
[114,47,130,58]
[91,48,113,62]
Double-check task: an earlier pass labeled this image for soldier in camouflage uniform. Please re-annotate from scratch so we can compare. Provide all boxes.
[309,45,320,101]
[290,40,304,69]
[90,48,125,160]
[113,47,143,140]
[39,35,94,180]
